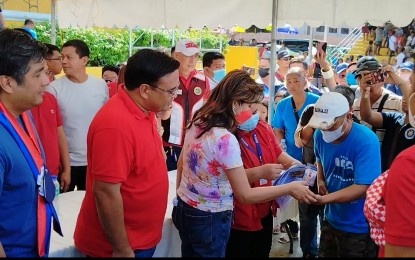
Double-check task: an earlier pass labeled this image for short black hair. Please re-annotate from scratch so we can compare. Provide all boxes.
[62,39,90,58]
[202,52,225,68]
[334,85,355,107]
[43,43,61,58]
[24,19,34,26]
[124,49,180,91]
[0,29,47,85]
[102,64,120,76]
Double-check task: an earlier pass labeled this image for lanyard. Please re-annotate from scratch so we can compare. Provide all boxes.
[239,132,263,165]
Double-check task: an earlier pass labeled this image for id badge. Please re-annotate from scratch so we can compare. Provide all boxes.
[43,167,56,203]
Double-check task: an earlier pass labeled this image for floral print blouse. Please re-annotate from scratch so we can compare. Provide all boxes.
[177,124,243,212]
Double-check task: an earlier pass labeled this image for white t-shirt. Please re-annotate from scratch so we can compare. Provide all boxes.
[389,35,397,51]
[48,75,109,166]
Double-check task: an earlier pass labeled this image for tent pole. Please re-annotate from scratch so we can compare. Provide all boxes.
[268,0,278,125]
[129,28,132,57]
[219,25,223,53]
[50,0,57,45]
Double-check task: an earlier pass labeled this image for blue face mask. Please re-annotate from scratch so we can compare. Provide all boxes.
[346,72,357,85]
[213,68,226,82]
[238,113,260,131]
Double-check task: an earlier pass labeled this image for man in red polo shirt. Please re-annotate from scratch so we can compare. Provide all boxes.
[74,49,180,257]
[161,39,210,171]
[30,43,71,191]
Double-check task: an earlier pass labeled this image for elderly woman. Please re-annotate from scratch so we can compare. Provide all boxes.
[173,70,317,257]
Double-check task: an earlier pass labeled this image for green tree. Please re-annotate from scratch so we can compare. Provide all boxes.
[36,21,228,66]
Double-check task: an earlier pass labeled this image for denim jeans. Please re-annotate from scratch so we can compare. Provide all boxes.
[299,202,324,257]
[172,197,232,257]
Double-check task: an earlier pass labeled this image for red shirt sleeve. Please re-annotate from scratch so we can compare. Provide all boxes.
[89,128,134,183]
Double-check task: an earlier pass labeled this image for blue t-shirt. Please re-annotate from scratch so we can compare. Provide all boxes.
[314,123,381,233]
[0,124,38,257]
[22,27,37,40]
[272,92,319,160]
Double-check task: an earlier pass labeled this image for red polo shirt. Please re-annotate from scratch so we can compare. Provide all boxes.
[30,91,62,175]
[74,87,169,257]
[232,120,282,231]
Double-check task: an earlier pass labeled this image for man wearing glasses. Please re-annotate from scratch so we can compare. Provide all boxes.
[276,49,294,82]
[30,43,71,192]
[74,49,180,257]
[161,39,210,171]
[44,43,63,81]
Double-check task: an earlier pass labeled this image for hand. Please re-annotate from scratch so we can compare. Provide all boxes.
[112,247,134,257]
[357,71,372,90]
[59,170,71,192]
[260,163,283,180]
[382,65,404,85]
[317,180,328,195]
[288,181,318,204]
[300,104,314,127]
[313,49,330,70]
[311,194,326,205]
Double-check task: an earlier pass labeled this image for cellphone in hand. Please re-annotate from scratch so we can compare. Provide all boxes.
[316,41,327,54]
[367,70,384,84]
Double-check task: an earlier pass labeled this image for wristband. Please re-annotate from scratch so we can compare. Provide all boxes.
[321,68,334,79]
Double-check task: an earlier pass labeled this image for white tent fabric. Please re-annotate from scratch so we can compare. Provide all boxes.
[56,0,415,29]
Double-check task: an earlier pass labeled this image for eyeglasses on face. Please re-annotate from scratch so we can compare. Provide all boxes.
[150,84,179,96]
[46,57,62,61]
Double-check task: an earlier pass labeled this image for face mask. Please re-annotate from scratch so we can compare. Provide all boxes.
[258,67,270,78]
[213,68,226,82]
[235,109,252,124]
[346,72,357,85]
[238,113,260,131]
[321,118,346,143]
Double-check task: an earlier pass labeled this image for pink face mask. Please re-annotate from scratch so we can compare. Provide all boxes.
[235,109,252,124]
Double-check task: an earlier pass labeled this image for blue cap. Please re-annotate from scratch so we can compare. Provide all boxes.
[399,61,414,71]
[336,62,348,74]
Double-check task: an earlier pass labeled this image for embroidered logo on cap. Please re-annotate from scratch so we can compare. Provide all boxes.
[185,42,198,48]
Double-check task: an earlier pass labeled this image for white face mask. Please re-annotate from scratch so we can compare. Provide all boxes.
[321,118,347,143]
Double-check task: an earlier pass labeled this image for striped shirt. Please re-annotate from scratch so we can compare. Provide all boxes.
[353,88,403,145]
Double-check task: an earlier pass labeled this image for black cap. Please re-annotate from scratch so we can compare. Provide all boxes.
[353,56,381,78]
[277,49,293,59]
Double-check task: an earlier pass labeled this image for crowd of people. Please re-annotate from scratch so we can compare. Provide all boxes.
[1,16,415,258]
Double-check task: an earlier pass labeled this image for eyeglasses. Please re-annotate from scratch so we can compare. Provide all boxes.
[150,84,179,96]
[46,57,62,61]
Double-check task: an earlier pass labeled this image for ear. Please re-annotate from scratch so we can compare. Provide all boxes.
[138,83,152,100]
[81,56,89,66]
[0,76,15,94]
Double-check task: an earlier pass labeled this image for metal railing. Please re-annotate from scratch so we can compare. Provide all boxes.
[328,26,362,64]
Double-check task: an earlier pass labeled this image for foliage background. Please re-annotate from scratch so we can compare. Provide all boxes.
[35,22,228,66]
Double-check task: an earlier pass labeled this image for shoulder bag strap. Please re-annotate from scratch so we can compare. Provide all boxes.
[372,93,389,133]
[291,97,300,123]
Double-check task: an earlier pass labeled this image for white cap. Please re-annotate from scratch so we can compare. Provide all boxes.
[307,92,349,130]
[175,39,201,56]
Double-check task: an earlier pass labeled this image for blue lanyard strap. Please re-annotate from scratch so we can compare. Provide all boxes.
[239,132,263,165]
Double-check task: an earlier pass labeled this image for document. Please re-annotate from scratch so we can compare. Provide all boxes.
[272,163,317,209]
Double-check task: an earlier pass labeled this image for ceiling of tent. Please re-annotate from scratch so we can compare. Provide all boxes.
[56,0,415,29]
